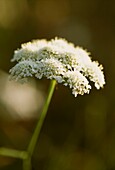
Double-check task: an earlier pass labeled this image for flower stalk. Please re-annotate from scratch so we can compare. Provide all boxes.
[28,79,56,155]
[0,147,28,159]
[23,79,56,170]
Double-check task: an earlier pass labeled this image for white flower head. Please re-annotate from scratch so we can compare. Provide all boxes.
[9,37,105,97]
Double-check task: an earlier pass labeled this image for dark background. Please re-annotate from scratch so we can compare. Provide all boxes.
[0,0,114,169]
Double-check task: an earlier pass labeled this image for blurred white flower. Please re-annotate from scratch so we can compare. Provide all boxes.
[0,70,45,119]
[9,37,105,97]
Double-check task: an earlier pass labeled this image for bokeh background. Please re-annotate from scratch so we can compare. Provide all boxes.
[0,0,114,169]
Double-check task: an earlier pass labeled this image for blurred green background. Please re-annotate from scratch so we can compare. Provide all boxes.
[0,0,114,169]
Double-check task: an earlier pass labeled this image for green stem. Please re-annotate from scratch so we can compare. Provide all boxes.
[28,79,56,155]
[23,157,31,170]
[0,147,28,159]
[23,79,56,170]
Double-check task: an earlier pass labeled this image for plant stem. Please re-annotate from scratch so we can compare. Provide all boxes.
[23,157,31,170]
[23,79,56,170]
[0,147,28,159]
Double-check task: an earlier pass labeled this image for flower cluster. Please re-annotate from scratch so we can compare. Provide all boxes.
[9,37,105,97]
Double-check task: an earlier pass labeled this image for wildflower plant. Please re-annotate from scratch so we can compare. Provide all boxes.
[0,38,105,170]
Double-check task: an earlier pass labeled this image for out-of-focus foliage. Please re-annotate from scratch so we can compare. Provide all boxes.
[0,0,114,169]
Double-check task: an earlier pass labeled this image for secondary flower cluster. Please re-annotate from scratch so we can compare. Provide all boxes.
[9,38,105,97]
